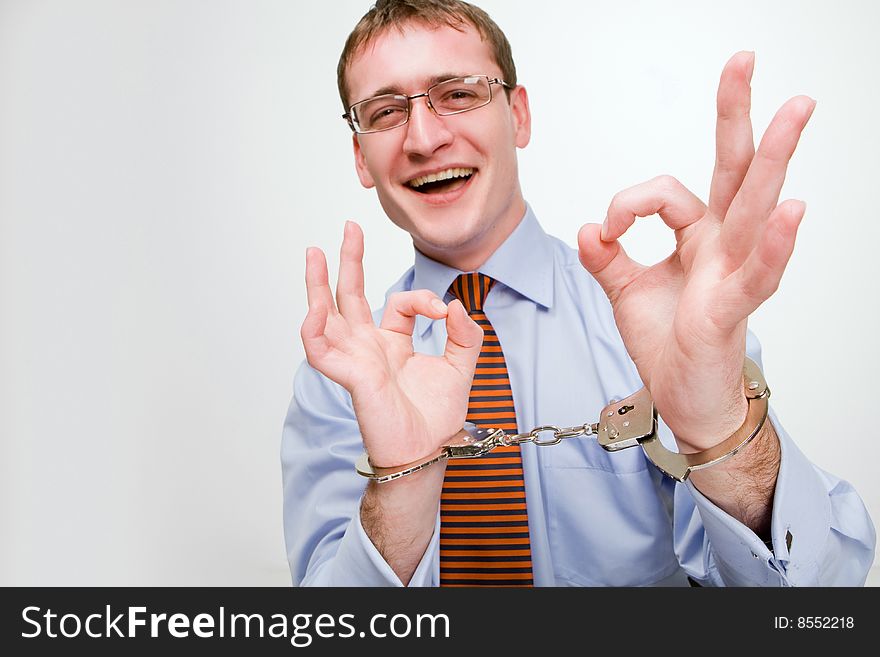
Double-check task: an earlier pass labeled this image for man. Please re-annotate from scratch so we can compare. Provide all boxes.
[282,0,875,586]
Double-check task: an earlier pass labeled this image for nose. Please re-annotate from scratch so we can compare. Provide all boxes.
[402,96,454,157]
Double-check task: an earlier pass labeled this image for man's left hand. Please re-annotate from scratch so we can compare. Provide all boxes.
[577,51,815,452]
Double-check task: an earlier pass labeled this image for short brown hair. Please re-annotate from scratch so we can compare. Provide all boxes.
[337,0,517,109]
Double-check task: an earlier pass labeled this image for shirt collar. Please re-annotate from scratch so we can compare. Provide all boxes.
[412,204,555,336]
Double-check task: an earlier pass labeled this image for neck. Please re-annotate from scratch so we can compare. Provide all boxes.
[413,197,527,272]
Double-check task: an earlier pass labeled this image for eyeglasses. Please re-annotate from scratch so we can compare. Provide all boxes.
[343,75,512,134]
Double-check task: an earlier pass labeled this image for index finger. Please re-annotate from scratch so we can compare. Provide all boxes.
[708,51,756,219]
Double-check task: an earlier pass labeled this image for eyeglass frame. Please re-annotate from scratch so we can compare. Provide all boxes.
[342,75,514,134]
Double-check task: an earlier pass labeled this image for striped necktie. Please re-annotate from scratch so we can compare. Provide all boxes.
[439,273,534,587]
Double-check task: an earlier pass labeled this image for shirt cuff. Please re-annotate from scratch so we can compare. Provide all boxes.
[329,502,440,587]
[684,408,831,586]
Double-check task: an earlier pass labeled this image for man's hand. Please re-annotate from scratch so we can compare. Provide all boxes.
[302,220,484,468]
[577,52,815,452]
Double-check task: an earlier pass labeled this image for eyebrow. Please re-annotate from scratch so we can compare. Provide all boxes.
[366,73,470,99]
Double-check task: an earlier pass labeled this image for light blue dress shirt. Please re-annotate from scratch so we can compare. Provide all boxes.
[282,207,875,586]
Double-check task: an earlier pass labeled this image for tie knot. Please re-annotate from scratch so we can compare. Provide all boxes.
[449,273,495,313]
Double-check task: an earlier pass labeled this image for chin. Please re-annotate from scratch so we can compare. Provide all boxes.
[416,220,493,256]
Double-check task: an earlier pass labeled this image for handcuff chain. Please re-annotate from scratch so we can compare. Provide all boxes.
[497,422,600,448]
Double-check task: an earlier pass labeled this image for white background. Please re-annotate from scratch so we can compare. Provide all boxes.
[1,0,877,585]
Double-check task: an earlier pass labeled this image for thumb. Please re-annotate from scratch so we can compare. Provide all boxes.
[577,223,644,301]
[442,299,484,376]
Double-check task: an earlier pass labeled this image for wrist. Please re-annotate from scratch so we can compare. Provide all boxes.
[624,358,770,481]
[362,458,446,520]
[673,392,749,454]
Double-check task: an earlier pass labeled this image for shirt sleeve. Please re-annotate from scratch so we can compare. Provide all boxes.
[281,360,439,586]
[672,333,876,586]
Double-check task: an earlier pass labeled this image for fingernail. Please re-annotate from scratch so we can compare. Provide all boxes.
[804,97,817,121]
[746,51,755,83]
[431,299,448,314]
[601,218,609,241]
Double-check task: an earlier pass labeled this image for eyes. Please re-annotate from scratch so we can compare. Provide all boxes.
[439,88,481,106]
[347,76,503,134]
[365,88,481,128]
[368,104,407,128]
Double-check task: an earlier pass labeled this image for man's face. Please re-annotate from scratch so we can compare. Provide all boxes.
[346,22,531,269]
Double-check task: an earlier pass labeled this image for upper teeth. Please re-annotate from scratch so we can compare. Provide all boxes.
[408,168,474,188]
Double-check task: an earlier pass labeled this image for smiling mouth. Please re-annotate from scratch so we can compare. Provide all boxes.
[406,167,475,194]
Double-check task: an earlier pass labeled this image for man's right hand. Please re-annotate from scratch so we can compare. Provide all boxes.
[301,220,484,471]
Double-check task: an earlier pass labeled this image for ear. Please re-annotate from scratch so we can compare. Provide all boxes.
[509,85,532,148]
[352,133,376,189]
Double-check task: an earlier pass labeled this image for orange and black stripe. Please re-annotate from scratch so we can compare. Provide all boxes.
[440,273,533,587]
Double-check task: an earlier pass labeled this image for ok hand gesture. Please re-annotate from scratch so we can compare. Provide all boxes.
[301,221,484,468]
[578,52,815,451]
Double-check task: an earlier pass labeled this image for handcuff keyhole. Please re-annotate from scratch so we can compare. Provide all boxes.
[617,404,634,415]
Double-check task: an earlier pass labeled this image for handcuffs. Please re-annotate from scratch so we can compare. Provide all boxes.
[356,358,770,483]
